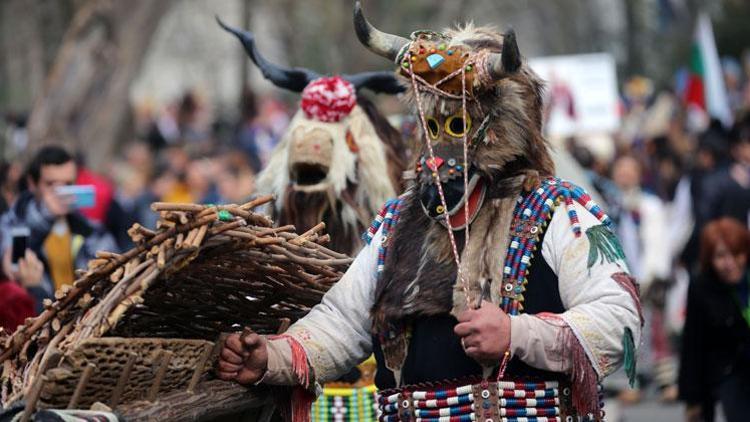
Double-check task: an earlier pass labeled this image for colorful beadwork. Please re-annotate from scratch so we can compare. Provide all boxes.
[377,380,566,422]
[363,197,405,276]
[499,177,612,315]
[312,385,379,422]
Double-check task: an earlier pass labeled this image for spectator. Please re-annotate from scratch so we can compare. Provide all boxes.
[232,86,264,172]
[679,218,750,422]
[216,152,256,204]
[1,249,44,329]
[611,155,675,402]
[0,146,117,309]
[698,113,750,227]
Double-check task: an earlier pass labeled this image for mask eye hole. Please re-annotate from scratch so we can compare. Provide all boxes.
[445,114,471,138]
[426,117,440,139]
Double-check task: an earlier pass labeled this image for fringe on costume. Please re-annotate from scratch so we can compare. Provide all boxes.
[535,313,599,418]
[565,326,600,417]
[270,334,315,422]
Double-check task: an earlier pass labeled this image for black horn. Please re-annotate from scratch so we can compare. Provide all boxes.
[353,1,409,62]
[487,29,522,79]
[343,71,405,94]
[217,16,320,93]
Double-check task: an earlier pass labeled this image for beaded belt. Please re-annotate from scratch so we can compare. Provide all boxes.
[312,385,379,421]
[376,378,582,422]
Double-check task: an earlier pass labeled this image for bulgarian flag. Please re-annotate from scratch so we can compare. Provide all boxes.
[683,12,733,128]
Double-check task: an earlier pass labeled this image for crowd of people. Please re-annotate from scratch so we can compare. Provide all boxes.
[564,63,750,418]
[0,88,289,327]
[2,52,750,420]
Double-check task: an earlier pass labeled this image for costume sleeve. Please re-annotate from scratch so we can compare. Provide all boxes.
[508,201,642,412]
[262,229,380,386]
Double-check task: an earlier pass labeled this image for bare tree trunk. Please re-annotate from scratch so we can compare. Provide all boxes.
[0,0,75,112]
[623,0,644,76]
[26,0,173,169]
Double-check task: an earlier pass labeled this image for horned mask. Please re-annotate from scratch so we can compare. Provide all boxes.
[218,17,406,253]
[354,2,554,230]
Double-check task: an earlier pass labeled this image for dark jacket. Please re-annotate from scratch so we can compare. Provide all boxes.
[678,273,750,408]
[0,191,117,313]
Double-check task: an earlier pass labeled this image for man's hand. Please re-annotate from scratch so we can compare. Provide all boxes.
[454,300,511,365]
[18,249,44,288]
[217,328,268,385]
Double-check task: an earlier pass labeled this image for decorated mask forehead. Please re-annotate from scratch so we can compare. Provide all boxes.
[397,32,478,96]
[354,2,523,99]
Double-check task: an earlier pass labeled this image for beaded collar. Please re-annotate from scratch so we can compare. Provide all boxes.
[365,177,612,316]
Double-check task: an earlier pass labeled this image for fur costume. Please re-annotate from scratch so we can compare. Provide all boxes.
[255,4,643,421]
[219,19,407,254]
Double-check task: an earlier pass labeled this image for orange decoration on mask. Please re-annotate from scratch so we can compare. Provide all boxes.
[345,130,359,153]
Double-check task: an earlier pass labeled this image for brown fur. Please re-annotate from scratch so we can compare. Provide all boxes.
[371,25,555,332]
[357,96,410,192]
[276,185,362,254]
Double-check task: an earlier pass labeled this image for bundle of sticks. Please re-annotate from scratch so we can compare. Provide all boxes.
[0,195,351,415]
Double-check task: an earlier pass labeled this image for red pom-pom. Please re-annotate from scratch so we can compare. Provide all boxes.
[300,76,356,123]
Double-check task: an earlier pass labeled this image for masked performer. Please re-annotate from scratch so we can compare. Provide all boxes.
[218,5,642,421]
[220,19,407,255]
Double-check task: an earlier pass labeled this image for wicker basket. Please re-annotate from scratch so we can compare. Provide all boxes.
[0,196,351,418]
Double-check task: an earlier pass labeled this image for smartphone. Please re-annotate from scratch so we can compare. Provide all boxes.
[10,226,30,272]
[54,184,96,209]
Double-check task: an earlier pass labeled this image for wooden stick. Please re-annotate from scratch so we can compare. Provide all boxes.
[192,224,209,247]
[183,228,199,248]
[110,353,137,407]
[239,194,275,210]
[147,350,173,402]
[157,242,166,268]
[187,343,213,393]
[20,374,45,422]
[290,222,326,245]
[68,363,96,409]
[175,232,185,249]
[254,225,296,237]
[96,251,122,260]
[208,219,246,236]
[151,202,205,212]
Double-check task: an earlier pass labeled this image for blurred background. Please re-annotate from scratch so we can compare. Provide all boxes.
[2,1,750,421]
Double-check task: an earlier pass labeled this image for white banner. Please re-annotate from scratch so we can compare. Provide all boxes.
[529,53,620,138]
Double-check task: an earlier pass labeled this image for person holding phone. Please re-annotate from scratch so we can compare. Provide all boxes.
[0,145,116,312]
[0,247,43,332]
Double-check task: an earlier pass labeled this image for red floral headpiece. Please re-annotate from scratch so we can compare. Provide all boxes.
[300,76,357,123]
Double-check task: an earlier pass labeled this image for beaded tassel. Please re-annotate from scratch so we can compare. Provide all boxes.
[363,197,405,276]
[501,177,612,315]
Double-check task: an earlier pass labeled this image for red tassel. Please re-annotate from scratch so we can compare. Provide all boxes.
[291,387,314,422]
[269,334,314,422]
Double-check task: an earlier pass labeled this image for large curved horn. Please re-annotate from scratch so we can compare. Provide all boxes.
[216,16,320,93]
[343,71,405,94]
[487,29,522,80]
[353,1,409,62]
